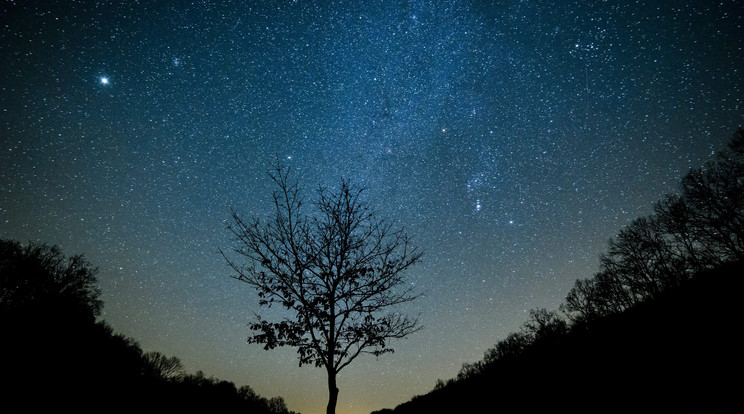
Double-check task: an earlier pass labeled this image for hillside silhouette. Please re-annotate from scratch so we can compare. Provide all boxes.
[375,260,741,414]
[0,239,298,414]
[374,131,744,414]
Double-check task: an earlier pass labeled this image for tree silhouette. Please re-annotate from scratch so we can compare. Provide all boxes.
[1,239,301,413]
[144,351,185,380]
[679,128,744,262]
[562,129,744,324]
[377,130,744,414]
[521,308,568,345]
[0,239,135,410]
[0,239,102,322]
[222,162,423,414]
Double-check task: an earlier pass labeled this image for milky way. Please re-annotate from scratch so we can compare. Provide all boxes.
[1,1,742,413]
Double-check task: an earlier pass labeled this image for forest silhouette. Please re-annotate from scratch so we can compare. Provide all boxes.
[373,129,744,414]
[1,130,742,413]
[0,239,298,414]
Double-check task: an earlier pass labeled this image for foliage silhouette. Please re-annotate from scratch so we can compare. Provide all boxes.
[385,260,742,414]
[144,351,186,380]
[375,129,744,414]
[222,161,422,414]
[0,239,299,413]
[0,239,102,322]
[562,128,744,324]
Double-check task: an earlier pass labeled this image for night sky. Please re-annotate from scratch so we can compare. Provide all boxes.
[1,1,742,413]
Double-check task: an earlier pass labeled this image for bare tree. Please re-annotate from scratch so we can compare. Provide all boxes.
[221,163,423,414]
[681,133,744,262]
[144,351,185,380]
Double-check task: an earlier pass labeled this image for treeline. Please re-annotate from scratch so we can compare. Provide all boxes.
[0,239,298,413]
[561,129,743,324]
[377,130,744,414]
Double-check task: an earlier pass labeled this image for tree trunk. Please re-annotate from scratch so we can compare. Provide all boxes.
[326,369,339,414]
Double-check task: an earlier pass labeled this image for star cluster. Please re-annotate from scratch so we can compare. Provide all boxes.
[1,1,742,414]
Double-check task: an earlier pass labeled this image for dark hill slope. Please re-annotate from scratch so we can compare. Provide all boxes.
[388,260,743,414]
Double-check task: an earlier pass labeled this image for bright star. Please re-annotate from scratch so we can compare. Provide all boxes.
[100,77,109,85]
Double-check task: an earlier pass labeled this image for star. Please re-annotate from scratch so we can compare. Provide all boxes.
[2,2,740,414]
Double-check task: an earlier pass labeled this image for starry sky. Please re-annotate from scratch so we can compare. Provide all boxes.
[1,1,742,413]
